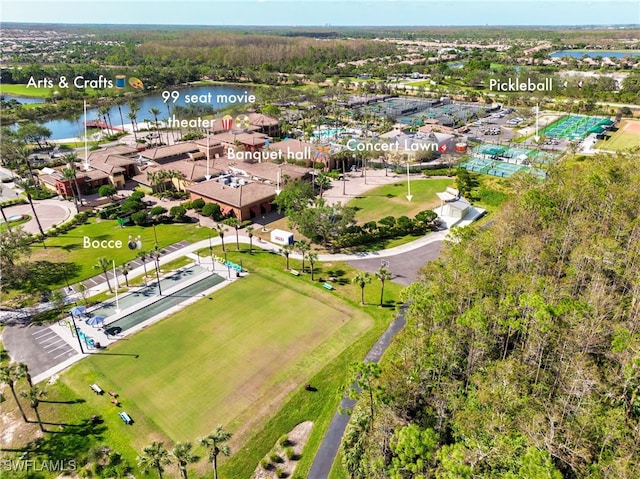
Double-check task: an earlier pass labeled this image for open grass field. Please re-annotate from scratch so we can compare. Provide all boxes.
[26,218,213,286]
[2,238,403,478]
[0,83,53,98]
[348,178,453,223]
[597,120,640,150]
[28,265,376,478]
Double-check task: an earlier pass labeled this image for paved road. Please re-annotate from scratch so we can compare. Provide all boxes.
[2,200,74,234]
[346,239,444,286]
[307,305,408,479]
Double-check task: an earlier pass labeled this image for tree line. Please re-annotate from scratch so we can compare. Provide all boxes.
[341,150,640,478]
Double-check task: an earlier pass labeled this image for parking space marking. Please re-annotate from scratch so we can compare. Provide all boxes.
[52,349,76,360]
[45,342,71,354]
[38,335,63,345]
[32,329,55,339]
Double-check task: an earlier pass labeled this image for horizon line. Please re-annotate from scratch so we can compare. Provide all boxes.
[4,22,640,28]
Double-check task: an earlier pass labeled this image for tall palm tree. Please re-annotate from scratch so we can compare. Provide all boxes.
[119,262,132,287]
[25,188,46,244]
[21,384,46,432]
[375,267,392,307]
[296,240,310,272]
[117,103,126,133]
[171,442,198,479]
[149,107,161,146]
[224,218,240,250]
[351,272,372,305]
[137,251,149,285]
[246,226,254,254]
[215,224,226,252]
[62,167,80,213]
[198,426,232,479]
[279,244,292,270]
[127,111,138,143]
[0,363,28,423]
[137,441,171,479]
[98,105,111,136]
[94,257,113,293]
[308,251,318,281]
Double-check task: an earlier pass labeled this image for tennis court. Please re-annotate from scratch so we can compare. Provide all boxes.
[461,157,546,179]
[542,115,613,140]
[474,144,556,165]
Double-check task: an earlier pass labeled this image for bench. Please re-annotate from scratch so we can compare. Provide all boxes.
[90,384,104,395]
[119,412,133,424]
[290,269,300,276]
[323,283,334,291]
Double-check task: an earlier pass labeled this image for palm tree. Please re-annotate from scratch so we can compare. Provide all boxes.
[224,218,240,250]
[21,384,46,432]
[375,267,392,307]
[171,442,198,479]
[127,111,138,143]
[215,224,226,252]
[117,103,126,132]
[308,251,318,281]
[296,240,310,272]
[352,272,372,305]
[120,262,132,287]
[137,441,171,479]
[149,107,161,146]
[0,363,29,423]
[198,425,232,479]
[279,244,292,270]
[137,251,149,285]
[94,257,113,293]
[246,226,255,254]
[62,165,80,213]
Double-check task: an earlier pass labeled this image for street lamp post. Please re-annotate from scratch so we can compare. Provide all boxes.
[152,251,162,296]
[70,313,84,354]
[152,223,159,249]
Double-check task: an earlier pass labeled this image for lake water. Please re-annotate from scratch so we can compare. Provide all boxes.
[2,94,45,104]
[8,84,255,139]
[551,50,640,59]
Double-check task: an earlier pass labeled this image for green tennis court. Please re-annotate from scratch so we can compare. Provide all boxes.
[542,115,612,140]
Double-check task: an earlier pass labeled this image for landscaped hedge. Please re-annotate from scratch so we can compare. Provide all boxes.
[333,210,438,249]
[0,197,27,207]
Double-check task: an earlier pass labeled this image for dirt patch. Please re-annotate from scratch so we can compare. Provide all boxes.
[621,119,640,134]
[251,421,313,479]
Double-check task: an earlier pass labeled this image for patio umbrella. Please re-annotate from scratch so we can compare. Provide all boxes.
[70,306,86,317]
[87,315,106,326]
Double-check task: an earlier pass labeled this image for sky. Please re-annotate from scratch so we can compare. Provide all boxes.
[1,0,639,26]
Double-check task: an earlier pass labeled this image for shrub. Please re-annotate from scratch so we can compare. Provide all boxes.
[170,205,187,220]
[191,198,205,211]
[130,191,145,201]
[131,211,148,225]
[260,457,273,470]
[202,202,223,221]
[276,467,287,478]
[269,453,283,464]
[285,447,298,460]
[278,435,291,447]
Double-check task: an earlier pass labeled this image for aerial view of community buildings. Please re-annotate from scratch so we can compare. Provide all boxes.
[1,1,639,478]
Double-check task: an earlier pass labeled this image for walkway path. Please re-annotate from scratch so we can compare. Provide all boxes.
[307,304,409,479]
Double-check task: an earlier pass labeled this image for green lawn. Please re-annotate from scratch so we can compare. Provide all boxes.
[40,268,374,477]
[27,219,214,287]
[0,83,54,98]
[348,178,453,223]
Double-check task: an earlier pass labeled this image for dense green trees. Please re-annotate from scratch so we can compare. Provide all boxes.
[343,151,640,478]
